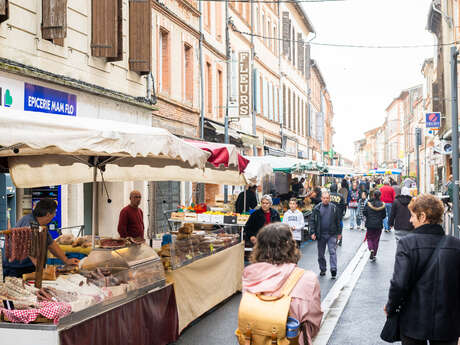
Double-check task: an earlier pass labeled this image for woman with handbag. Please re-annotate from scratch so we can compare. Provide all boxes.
[383,194,460,345]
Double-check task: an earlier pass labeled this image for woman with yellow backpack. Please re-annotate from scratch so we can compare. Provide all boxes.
[236,223,323,345]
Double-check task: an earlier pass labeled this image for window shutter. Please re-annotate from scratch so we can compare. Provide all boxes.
[129,0,152,74]
[108,0,123,62]
[42,0,67,40]
[292,28,295,65]
[298,33,304,73]
[268,82,273,120]
[253,69,261,113]
[263,79,269,118]
[92,0,122,60]
[305,44,311,79]
[0,0,8,24]
[274,88,279,122]
[231,51,238,100]
[282,12,290,57]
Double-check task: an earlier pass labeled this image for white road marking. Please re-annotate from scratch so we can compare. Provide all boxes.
[313,242,369,345]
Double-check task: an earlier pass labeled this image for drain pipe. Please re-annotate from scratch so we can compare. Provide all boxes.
[199,0,205,139]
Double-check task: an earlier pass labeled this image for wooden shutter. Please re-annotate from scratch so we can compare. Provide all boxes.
[42,0,67,40]
[0,0,8,24]
[129,0,152,74]
[253,69,261,113]
[92,0,122,60]
[305,44,311,80]
[298,33,304,73]
[282,12,290,57]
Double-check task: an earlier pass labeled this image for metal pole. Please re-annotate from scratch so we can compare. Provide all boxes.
[450,46,459,238]
[199,0,205,139]
[224,0,230,203]
[91,166,97,248]
[250,0,257,156]
[416,128,420,193]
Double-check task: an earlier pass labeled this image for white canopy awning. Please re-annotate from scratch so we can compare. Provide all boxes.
[243,158,273,185]
[0,110,221,187]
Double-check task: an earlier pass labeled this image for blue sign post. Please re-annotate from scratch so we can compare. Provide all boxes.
[425,112,441,128]
[24,83,77,116]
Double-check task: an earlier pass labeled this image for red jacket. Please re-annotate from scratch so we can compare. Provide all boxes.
[380,185,396,204]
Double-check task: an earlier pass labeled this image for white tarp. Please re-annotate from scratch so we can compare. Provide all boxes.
[0,110,221,187]
[243,158,273,185]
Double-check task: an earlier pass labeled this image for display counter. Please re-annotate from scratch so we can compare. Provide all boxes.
[0,283,178,345]
[166,242,244,332]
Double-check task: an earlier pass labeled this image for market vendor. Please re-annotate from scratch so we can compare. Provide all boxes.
[117,190,144,238]
[235,185,258,214]
[243,195,280,247]
[2,198,79,278]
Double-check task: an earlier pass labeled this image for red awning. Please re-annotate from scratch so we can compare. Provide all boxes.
[186,140,249,173]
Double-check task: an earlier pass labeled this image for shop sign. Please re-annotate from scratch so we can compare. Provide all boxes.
[425,112,441,128]
[0,74,23,111]
[24,83,77,116]
[238,51,250,118]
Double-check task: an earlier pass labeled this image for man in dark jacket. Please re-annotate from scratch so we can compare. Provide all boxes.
[329,183,347,246]
[310,191,342,279]
[235,185,258,214]
[385,194,460,344]
[244,195,280,247]
[389,191,413,241]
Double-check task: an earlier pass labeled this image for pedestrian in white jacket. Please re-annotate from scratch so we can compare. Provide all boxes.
[283,198,305,246]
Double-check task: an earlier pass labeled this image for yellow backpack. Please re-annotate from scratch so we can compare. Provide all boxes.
[235,268,305,345]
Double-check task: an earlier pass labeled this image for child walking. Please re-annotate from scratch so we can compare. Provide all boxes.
[283,197,305,248]
[357,191,368,230]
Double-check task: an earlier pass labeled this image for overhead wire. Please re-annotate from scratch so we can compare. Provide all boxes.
[197,0,346,2]
[232,28,458,49]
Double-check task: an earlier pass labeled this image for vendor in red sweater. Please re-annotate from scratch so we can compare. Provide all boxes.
[117,190,144,238]
[379,180,396,232]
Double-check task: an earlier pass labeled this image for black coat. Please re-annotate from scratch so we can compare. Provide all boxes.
[330,192,346,219]
[235,190,258,214]
[244,208,281,245]
[309,203,341,239]
[363,200,386,230]
[389,195,414,231]
[386,224,460,341]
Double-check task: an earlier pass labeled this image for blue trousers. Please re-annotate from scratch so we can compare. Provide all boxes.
[317,234,337,272]
[383,203,392,230]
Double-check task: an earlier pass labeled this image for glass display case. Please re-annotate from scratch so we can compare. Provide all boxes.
[81,243,166,290]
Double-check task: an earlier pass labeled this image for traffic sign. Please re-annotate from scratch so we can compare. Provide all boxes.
[426,112,441,128]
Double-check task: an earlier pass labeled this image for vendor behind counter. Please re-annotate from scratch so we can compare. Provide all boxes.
[2,198,79,278]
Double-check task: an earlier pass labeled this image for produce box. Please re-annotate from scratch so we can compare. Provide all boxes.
[171,212,184,220]
[210,214,224,224]
[223,215,237,224]
[237,214,250,224]
[197,213,212,223]
[184,213,198,221]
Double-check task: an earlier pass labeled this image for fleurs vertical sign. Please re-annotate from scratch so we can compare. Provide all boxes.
[238,51,250,117]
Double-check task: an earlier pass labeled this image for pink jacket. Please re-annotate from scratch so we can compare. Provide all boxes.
[242,263,323,345]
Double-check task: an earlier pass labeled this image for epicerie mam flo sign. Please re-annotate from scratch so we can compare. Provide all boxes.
[238,51,250,118]
[24,83,77,116]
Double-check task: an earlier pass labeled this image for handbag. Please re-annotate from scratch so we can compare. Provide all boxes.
[380,235,448,343]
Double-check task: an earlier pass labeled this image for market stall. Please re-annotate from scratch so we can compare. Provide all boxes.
[0,110,213,345]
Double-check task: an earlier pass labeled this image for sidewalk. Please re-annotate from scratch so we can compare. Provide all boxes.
[326,231,396,345]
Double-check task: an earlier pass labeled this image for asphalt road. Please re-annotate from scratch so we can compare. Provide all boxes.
[170,218,396,345]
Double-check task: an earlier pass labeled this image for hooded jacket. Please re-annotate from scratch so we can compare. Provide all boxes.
[386,224,460,341]
[242,263,323,345]
[363,199,386,230]
[389,195,414,231]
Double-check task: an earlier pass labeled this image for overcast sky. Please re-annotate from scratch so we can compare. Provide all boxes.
[302,0,435,160]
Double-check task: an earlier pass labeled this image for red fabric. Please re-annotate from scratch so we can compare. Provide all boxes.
[380,185,396,204]
[264,211,271,225]
[185,140,249,173]
[1,302,72,324]
[117,205,144,238]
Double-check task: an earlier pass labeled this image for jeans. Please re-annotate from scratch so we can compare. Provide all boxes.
[349,208,357,228]
[317,234,337,272]
[401,335,458,345]
[383,203,392,230]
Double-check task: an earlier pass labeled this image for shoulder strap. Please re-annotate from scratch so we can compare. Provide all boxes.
[281,268,305,296]
[414,235,448,286]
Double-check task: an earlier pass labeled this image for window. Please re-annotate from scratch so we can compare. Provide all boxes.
[206,62,212,115]
[184,45,193,102]
[267,19,271,49]
[292,28,295,67]
[159,30,170,92]
[129,0,152,74]
[218,69,223,118]
[288,88,291,129]
[0,0,8,24]
[273,25,277,54]
[231,51,238,100]
[205,2,211,32]
[283,85,287,126]
[42,0,67,46]
[256,7,260,34]
[262,12,266,45]
[260,75,264,114]
[216,2,222,41]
